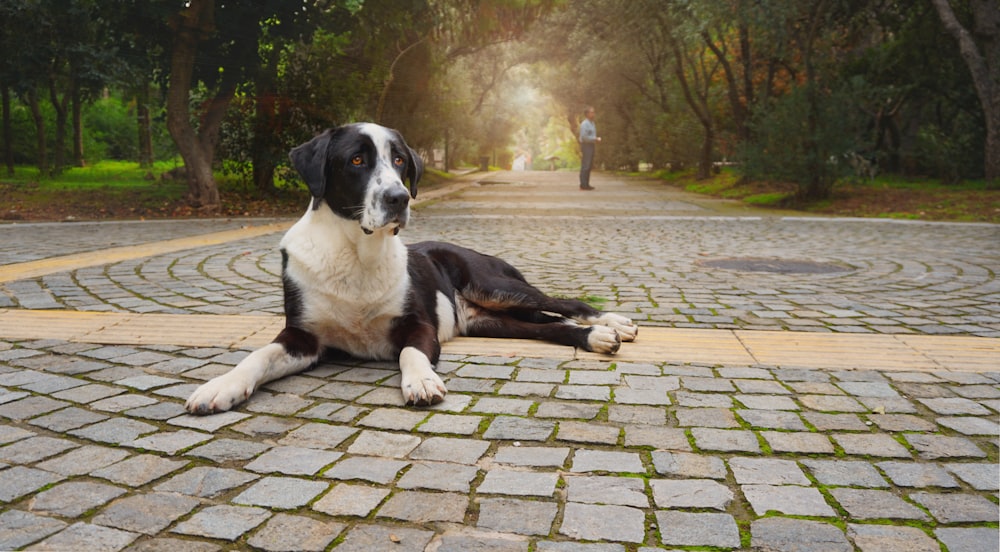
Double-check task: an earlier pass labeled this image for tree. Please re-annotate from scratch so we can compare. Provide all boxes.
[160,0,322,206]
[661,6,723,180]
[116,1,176,170]
[930,0,999,181]
[164,0,228,209]
[49,1,123,170]
[0,2,20,175]
[353,0,559,149]
[0,2,53,175]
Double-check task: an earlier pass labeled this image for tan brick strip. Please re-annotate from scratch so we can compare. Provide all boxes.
[0,309,996,372]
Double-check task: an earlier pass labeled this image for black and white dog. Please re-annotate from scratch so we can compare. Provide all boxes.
[186,123,637,414]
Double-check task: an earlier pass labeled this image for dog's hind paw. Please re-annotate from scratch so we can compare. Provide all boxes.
[591,313,638,342]
[185,375,254,415]
[587,325,622,354]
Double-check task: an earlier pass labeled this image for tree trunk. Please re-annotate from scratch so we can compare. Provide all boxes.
[930,0,999,181]
[797,0,834,200]
[1,85,13,176]
[739,21,754,139]
[251,92,277,194]
[375,38,427,124]
[136,81,153,168]
[702,26,748,144]
[72,84,85,167]
[165,0,221,209]
[669,36,716,180]
[251,47,281,194]
[698,125,714,180]
[48,76,70,175]
[26,89,48,176]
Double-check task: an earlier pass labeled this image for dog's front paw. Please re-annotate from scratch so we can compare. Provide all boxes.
[587,325,622,354]
[595,313,638,342]
[399,347,447,407]
[401,369,447,406]
[186,375,255,415]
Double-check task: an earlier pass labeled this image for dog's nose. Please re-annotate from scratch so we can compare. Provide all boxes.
[383,186,410,211]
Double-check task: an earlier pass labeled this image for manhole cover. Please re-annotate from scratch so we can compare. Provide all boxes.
[698,257,853,274]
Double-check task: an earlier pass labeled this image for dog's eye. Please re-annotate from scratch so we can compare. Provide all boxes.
[351,155,364,166]
[393,156,405,167]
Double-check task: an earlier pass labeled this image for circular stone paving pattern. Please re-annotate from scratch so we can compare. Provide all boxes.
[698,257,855,274]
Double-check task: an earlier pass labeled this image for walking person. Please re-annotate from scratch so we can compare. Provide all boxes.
[578,106,600,190]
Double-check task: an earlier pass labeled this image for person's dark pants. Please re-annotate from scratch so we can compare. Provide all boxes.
[579,143,595,188]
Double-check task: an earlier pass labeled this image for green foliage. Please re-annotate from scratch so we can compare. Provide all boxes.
[84,96,173,163]
[914,124,979,185]
[0,0,993,202]
[3,102,40,165]
[743,192,791,206]
[1,94,173,168]
[741,84,864,198]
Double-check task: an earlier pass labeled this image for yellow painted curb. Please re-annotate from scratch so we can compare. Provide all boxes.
[0,222,291,283]
[1,309,997,373]
[576,327,756,366]
[735,330,939,371]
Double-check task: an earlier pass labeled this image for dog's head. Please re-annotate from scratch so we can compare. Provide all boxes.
[289,123,423,234]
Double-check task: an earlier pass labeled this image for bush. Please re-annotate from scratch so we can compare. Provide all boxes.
[741,84,865,199]
[913,124,977,184]
[84,94,175,164]
[84,97,136,161]
[2,93,174,170]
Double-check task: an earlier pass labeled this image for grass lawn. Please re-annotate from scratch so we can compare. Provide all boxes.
[0,161,305,221]
[657,168,1000,223]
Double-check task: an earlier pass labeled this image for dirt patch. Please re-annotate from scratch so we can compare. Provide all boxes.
[677,172,1000,223]
[0,182,309,222]
[795,182,1000,222]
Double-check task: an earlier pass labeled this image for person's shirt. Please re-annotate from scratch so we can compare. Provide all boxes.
[579,118,597,144]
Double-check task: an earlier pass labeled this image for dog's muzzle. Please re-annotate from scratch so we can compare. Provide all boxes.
[363,186,410,235]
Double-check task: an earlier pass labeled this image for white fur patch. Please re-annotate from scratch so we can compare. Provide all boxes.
[399,346,447,405]
[280,205,410,359]
[587,325,622,354]
[583,312,638,342]
[436,291,458,343]
[357,123,411,232]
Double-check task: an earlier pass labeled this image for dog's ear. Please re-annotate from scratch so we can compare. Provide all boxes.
[289,129,333,210]
[406,145,422,199]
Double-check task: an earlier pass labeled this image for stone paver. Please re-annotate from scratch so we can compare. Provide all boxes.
[477,498,558,536]
[0,171,997,550]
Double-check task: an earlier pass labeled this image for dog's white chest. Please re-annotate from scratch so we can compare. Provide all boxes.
[280,208,410,359]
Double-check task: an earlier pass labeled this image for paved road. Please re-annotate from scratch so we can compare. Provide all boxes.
[0,170,997,551]
[4,172,998,336]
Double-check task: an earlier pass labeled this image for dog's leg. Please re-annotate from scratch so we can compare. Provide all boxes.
[466,315,622,354]
[399,346,447,406]
[530,294,638,342]
[465,274,639,343]
[186,327,320,414]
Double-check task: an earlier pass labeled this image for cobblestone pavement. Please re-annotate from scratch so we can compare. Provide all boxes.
[3,173,999,337]
[0,171,997,551]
